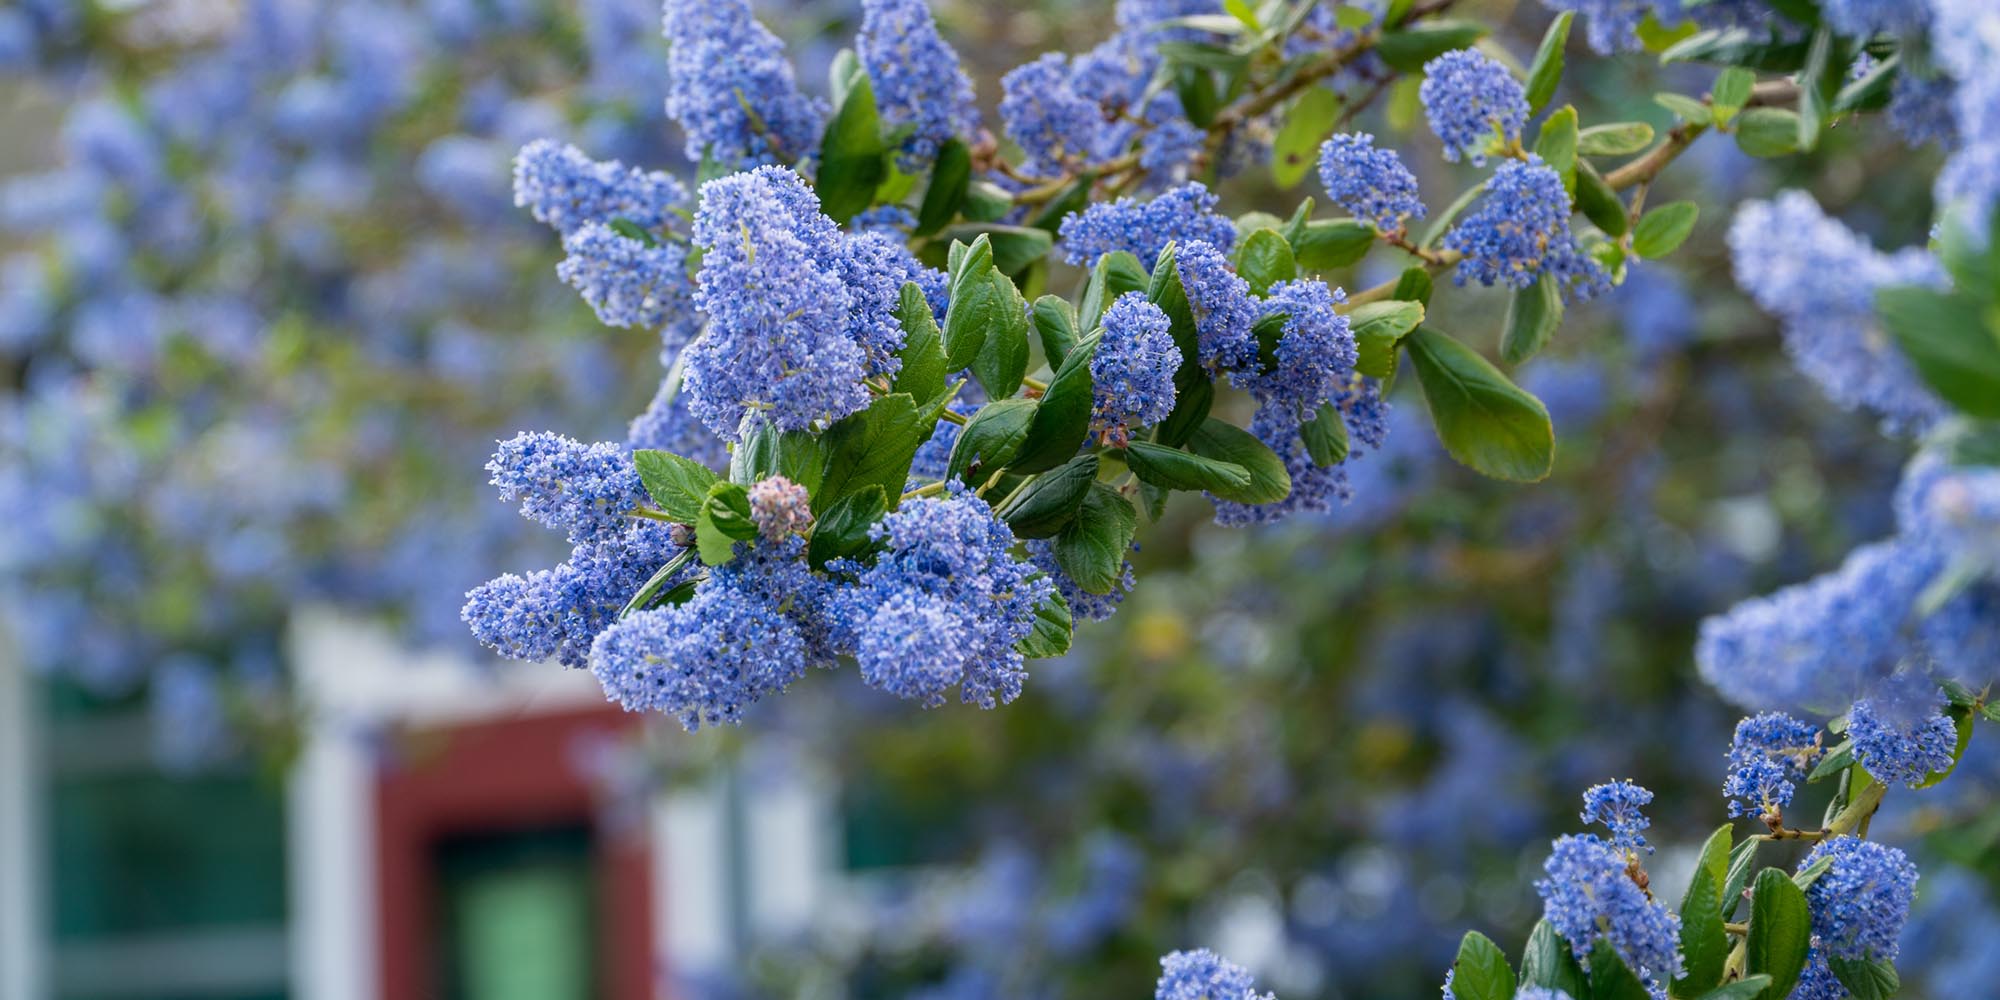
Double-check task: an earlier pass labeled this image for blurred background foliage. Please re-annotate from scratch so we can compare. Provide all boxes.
[3,1,1997,999]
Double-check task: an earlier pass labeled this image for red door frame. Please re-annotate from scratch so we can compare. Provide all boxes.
[374,706,657,1000]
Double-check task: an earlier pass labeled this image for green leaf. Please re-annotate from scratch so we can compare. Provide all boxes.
[1293,219,1378,270]
[1589,940,1652,1000]
[1746,868,1812,1000]
[1809,739,1855,782]
[1351,300,1426,379]
[1675,870,1728,998]
[633,449,721,523]
[1015,588,1072,658]
[618,548,698,618]
[1223,0,1260,29]
[962,180,1014,222]
[943,237,998,369]
[1697,976,1774,1000]
[1536,105,1580,195]
[1578,121,1657,156]
[1392,266,1434,305]
[1712,66,1756,123]
[1014,335,1099,475]
[1448,931,1515,1000]
[816,71,887,222]
[948,398,1038,483]
[1879,285,2000,418]
[1500,274,1564,364]
[1827,957,1898,1000]
[971,275,1032,399]
[1125,440,1253,496]
[816,393,928,512]
[914,138,972,237]
[1735,108,1802,157]
[1796,27,1833,152]
[1524,12,1572,116]
[1633,201,1700,259]
[1661,28,1813,72]
[893,281,947,403]
[937,223,1054,277]
[1655,91,1715,126]
[1033,295,1079,366]
[1834,52,1899,113]
[608,217,658,247]
[1301,402,1350,467]
[1406,328,1555,482]
[1695,823,1734,891]
[1273,88,1340,189]
[1376,19,1490,73]
[1053,483,1138,594]
[1187,418,1291,504]
[1575,161,1628,237]
[997,454,1100,538]
[1235,228,1298,295]
[1721,834,1760,919]
[1081,251,1150,329]
[1149,242,1201,372]
[807,485,885,568]
[1519,920,1589,999]
[696,480,757,565]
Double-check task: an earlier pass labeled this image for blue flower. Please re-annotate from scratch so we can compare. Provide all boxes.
[588,536,824,730]
[823,487,1055,709]
[662,0,826,168]
[1419,49,1527,164]
[836,230,935,378]
[1058,182,1236,271]
[685,166,869,437]
[1000,54,1101,173]
[1175,239,1260,376]
[1244,278,1357,417]
[1535,0,1652,53]
[556,223,693,330]
[1799,837,1917,962]
[857,0,977,168]
[486,431,646,543]
[1728,192,1948,434]
[627,378,730,471]
[1091,292,1181,444]
[1722,712,1824,819]
[1580,780,1654,854]
[1444,158,1609,300]
[1536,834,1683,986]
[1138,92,1205,184]
[1153,948,1274,1000]
[1850,682,1958,787]
[1317,132,1426,229]
[464,520,688,669]
[512,138,685,237]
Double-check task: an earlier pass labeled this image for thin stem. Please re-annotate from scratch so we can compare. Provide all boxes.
[900,480,948,502]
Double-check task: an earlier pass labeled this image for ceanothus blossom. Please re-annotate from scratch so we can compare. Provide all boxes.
[856,0,977,168]
[1418,49,1527,164]
[512,139,686,238]
[1058,183,1237,271]
[1722,712,1824,818]
[662,0,825,168]
[1091,292,1181,445]
[1535,834,1683,988]
[1317,132,1426,230]
[1175,239,1260,376]
[486,431,646,544]
[1444,158,1609,300]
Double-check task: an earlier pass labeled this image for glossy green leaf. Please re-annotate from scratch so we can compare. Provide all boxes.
[1053,482,1138,595]
[807,485,885,568]
[1697,977,1774,1000]
[997,454,1099,538]
[1014,335,1100,475]
[815,393,928,512]
[1302,402,1349,467]
[1712,66,1755,123]
[1721,835,1761,920]
[696,480,757,565]
[816,71,887,222]
[1735,108,1803,158]
[1015,589,1073,658]
[893,281,947,403]
[1294,219,1379,270]
[1523,12,1572,116]
[634,448,721,523]
[1520,920,1589,1000]
[1350,299,1425,379]
[938,223,1054,277]
[1187,418,1291,504]
[1578,121,1656,156]
[1878,284,2000,418]
[1746,868,1812,1000]
[1081,251,1151,329]
[1406,328,1555,482]
[1675,870,1728,997]
[1655,91,1714,125]
[1633,201,1700,259]
[1033,295,1079,366]
[1827,957,1898,1000]
[1500,274,1564,364]
[1376,19,1490,72]
[1235,228,1298,295]
[915,138,971,236]
[1575,160,1629,237]
[1590,940,1651,1000]
[947,398,1038,483]
[1125,440,1252,496]
[1536,105,1580,195]
[1273,87,1341,189]
[1448,931,1515,1000]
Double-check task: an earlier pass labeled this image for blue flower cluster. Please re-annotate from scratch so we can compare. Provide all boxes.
[684,166,930,437]
[1850,684,1958,787]
[1244,279,1358,418]
[589,536,823,729]
[857,0,978,168]
[1536,0,1654,53]
[513,139,686,238]
[1091,293,1182,445]
[1176,239,1261,375]
[1722,712,1824,818]
[486,431,647,544]
[662,0,826,169]
[1728,192,1948,435]
[1153,949,1275,1000]
[1579,780,1653,853]
[824,489,1056,709]
[1058,183,1238,271]
[1419,50,1528,165]
[464,519,690,669]
[1444,158,1610,300]
[557,224,694,330]
[1317,132,1427,230]
[1535,834,1683,988]
[1027,541,1137,623]
[1930,0,2000,237]
[999,54,1104,174]
[1799,837,1917,961]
